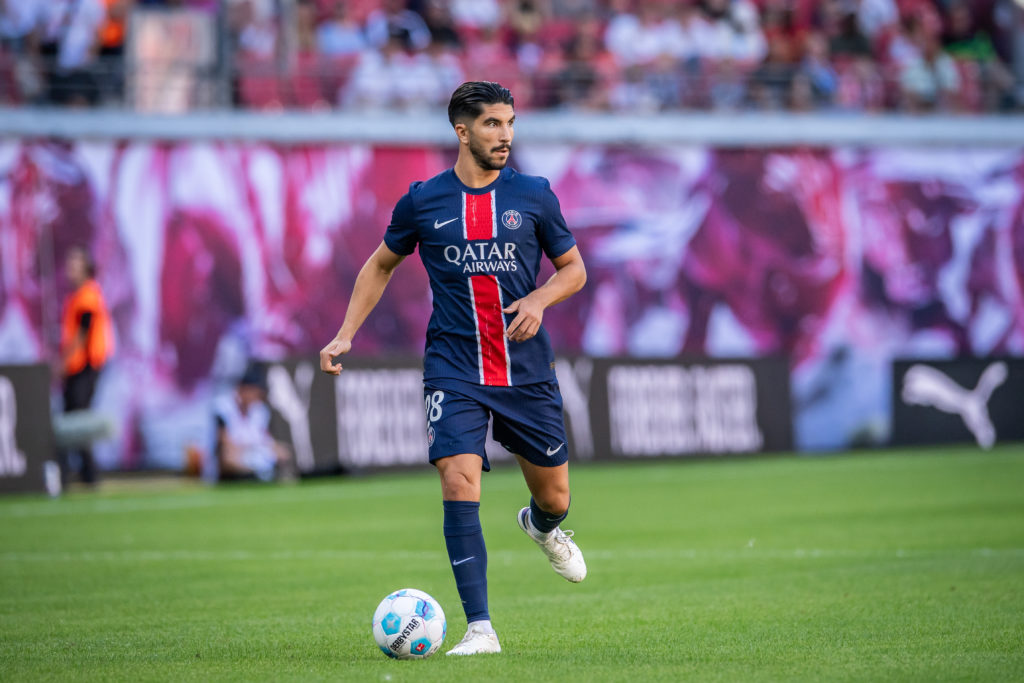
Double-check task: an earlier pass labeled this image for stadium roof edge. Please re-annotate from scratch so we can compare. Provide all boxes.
[0,108,1021,147]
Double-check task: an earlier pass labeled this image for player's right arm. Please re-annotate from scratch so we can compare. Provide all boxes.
[319,241,406,375]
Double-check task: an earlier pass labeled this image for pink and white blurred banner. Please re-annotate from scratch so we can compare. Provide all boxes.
[1,140,1022,467]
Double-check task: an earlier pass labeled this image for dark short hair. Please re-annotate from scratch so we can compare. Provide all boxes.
[239,362,268,392]
[447,81,514,127]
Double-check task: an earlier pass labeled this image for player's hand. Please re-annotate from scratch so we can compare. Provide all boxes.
[503,295,545,343]
[319,337,352,375]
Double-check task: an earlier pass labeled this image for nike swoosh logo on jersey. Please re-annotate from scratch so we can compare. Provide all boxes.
[451,556,475,566]
[434,217,458,229]
[546,443,565,456]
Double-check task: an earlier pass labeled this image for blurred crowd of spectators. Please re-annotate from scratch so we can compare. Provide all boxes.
[1,0,1020,113]
[0,0,216,107]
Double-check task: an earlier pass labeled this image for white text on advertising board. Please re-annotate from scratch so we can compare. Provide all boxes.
[607,364,763,456]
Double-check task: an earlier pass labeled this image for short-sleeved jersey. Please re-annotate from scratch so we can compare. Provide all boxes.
[384,166,576,387]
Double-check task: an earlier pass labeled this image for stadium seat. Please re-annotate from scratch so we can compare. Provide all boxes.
[237,55,284,110]
[0,48,21,105]
[954,58,982,113]
[288,53,331,110]
[319,54,359,108]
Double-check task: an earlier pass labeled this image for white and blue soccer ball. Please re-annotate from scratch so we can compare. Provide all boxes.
[372,588,446,659]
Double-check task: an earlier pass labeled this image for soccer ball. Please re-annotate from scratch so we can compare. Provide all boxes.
[372,588,446,659]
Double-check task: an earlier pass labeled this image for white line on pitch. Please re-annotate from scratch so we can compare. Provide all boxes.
[1,547,1021,564]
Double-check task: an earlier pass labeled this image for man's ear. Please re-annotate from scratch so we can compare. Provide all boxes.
[454,121,469,144]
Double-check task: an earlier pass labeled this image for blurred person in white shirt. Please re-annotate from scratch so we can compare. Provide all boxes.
[449,0,501,31]
[316,2,366,57]
[857,0,898,43]
[212,363,295,483]
[0,0,47,101]
[0,0,44,48]
[605,0,689,66]
[344,27,455,111]
[42,0,105,72]
[899,32,960,111]
[691,0,766,65]
[40,0,105,105]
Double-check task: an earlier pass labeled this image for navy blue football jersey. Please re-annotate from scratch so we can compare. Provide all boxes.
[384,166,576,387]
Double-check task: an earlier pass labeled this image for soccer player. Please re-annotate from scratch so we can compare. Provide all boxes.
[320,81,587,656]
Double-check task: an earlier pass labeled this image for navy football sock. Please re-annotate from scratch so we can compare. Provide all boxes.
[529,496,569,534]
[442,500,489,623]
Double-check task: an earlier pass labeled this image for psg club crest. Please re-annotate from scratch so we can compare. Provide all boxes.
[501,210,522,230]
[427,425,435,447]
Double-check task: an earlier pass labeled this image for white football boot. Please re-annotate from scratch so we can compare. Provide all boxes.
[517,507,587,583]
[445,621,502,656]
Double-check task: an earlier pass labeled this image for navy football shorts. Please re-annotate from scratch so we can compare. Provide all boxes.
[423,377,569,471]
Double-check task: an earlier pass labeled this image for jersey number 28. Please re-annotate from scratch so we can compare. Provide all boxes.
[425,391,445,423]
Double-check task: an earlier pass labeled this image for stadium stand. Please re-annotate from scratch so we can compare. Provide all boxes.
[0,0,1019,113]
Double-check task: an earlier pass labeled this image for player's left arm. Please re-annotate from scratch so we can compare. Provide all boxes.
[503,245,586,343]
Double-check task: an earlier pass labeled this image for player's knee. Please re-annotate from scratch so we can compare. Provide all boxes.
[534,487,570,517]
[439,468,479,501]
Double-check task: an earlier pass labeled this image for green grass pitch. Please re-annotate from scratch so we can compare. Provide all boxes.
[1,446,1022,682]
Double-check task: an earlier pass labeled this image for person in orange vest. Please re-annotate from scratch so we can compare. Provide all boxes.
[97,0,130,103]
[59,245,114,486]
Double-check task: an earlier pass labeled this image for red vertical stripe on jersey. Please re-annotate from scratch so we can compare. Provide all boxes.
[462,190,509,386]
[464,191,496,240]
[469,275,510,386]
